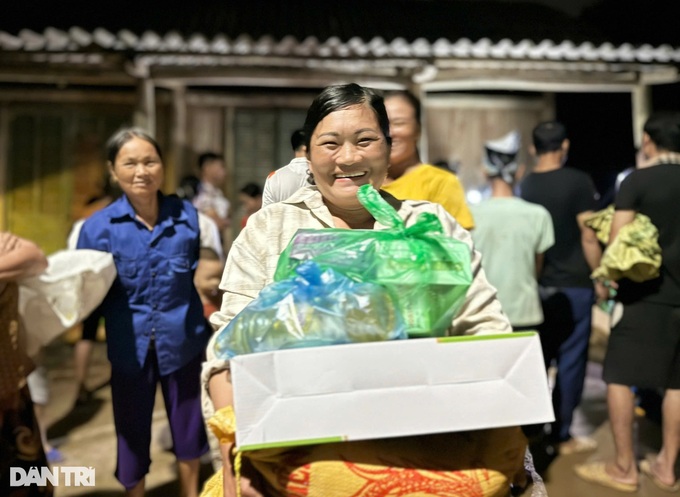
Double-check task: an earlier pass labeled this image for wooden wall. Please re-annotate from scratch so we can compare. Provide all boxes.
[425,93,554,192]
[2,102,131,253]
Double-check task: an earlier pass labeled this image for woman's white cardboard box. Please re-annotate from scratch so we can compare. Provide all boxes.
[231,332,554,450]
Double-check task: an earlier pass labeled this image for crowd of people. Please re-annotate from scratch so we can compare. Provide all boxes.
[2,82,680,497]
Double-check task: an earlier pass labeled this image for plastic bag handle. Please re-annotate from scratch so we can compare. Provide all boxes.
[358,184,444,235]
[357,184,405,229]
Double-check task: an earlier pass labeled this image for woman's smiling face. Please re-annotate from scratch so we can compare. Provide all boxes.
[109,136,164,201]
[308,103,390,210]
[384,94,420,170]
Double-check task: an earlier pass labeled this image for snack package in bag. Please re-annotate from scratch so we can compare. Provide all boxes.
[214,261,406,359]
[274,185,472,337]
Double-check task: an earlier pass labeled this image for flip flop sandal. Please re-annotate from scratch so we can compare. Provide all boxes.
[574,461,638,493]
[558,436,598,455]
[640,458,680,492]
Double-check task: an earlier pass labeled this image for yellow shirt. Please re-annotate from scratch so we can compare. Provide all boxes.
[382,164,474,229]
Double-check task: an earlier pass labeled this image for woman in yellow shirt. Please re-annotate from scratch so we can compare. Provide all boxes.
[382,90,475,230]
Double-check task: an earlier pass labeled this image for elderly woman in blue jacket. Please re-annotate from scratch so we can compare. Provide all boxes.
[78,128,211,497]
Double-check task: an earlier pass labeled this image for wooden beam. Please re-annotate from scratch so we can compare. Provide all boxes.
[0,89,136,104]
[151,64,411,89]
[0,53,134,86]
[184,92,315,109]
[426,94,547,110]
[0,71,135,86]
[424,77,637,93]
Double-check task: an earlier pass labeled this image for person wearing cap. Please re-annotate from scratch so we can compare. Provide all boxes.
[471,130,554,332]
[520,121,602,457]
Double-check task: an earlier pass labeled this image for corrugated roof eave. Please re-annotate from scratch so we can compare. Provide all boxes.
[2,28,680,65]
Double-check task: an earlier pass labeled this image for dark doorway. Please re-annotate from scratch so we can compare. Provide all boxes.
[555,92,635,205]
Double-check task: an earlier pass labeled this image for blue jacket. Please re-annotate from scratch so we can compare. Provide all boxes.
[77,194,210,375]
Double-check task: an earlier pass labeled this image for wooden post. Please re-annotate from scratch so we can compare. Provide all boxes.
[134,77,156,136]
[169,84,187,191]
[541,92,556,121]
[223,105,236,252]
[631,84,651,148]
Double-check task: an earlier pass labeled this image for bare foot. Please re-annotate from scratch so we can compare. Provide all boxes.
[640,456,680,490]
[606,461,638,485]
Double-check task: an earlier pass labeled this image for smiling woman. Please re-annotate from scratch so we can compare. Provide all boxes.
[200,84,527,497]
[106,132,165,229]
[303,86,392,228]
[309,105,388,198]
[76,128,210,497]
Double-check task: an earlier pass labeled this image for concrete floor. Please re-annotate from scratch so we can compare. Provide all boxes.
[40,324,677,497]
[41,339,213,497]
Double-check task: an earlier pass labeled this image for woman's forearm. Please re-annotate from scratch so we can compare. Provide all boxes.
[208,370,239,496]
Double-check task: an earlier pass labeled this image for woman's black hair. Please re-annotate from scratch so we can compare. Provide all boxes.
[302,83,392,149]
[106,127,163,164]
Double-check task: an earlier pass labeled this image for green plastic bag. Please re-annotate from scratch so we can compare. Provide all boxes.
[274,185,472,337]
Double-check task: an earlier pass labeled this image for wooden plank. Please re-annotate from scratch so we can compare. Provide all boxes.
[425,98,548,191]
[0,89,137,104]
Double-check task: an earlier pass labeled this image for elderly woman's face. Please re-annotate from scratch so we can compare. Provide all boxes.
[308,104,390,207]
[109,136,164,200]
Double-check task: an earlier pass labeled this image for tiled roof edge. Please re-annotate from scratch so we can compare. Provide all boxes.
[2,28,679,64]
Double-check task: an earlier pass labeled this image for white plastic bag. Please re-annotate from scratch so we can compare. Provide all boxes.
[18,249,117,357]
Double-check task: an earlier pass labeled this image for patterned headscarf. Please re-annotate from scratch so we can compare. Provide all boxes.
[483,130,521,184]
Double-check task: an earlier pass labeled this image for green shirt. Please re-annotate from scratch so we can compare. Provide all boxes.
[471,197,554,327]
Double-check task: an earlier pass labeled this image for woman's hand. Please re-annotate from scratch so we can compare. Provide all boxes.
[220,443,264,497]
[220,442,238,497]
[240,477,264,497]
[0,232,19,255]
[0,233,48,281]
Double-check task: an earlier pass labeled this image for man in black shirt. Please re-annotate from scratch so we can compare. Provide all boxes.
[576,112,680,492]
[520,121,602,456]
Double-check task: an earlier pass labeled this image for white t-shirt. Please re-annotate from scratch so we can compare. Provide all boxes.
[262,157,310,207]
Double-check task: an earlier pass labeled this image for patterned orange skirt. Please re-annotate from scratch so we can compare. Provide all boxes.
[203,427,527,497]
